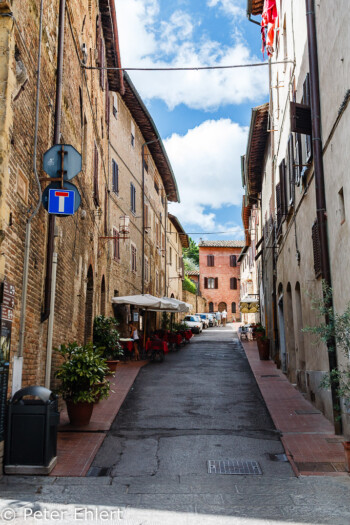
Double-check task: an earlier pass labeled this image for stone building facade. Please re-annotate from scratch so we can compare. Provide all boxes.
[0,0,184,467]
[244,0,350,435]
[198,240,244,322]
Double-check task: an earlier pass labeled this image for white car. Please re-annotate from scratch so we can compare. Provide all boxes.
[183,315,203,334]
[196,313,210,328]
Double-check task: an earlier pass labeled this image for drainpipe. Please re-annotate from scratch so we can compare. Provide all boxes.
[164,197,168,296]
[305,0,341,434]
[42,0,65,322]
[14,0,44,394]
[45,253,57,388]
[141,139,159,295]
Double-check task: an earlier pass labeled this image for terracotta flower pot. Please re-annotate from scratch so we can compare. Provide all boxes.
[66,399,94,426]
[106,359,119,374]
[257,338,270,360]
[343,441,350,472]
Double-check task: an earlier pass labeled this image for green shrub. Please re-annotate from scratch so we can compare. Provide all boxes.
[93,315,123,360]
[182,275,197,294]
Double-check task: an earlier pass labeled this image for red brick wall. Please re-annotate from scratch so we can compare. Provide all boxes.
[199,247,241,322]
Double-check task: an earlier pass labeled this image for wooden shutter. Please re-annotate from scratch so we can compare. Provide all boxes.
[303,74,313,160]
[93,144,99,206]
[204,277,208,289]
[287,134,295,206]
[312,219,322,277]
[105,79,110,126]
[295,133,302,186]
[230,277,234,290]
[232,302,236,314]
[290,102,312,135]
[276,182,282,231]
[279,159,287,218]
[230,255,236,267]
[214,277,218,289]
[233,278,237,290]
[207,255,214,266]
[104,188,108,235]
[112,160,118,193]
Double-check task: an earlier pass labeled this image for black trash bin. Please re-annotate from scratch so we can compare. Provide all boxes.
[5,386,60,475]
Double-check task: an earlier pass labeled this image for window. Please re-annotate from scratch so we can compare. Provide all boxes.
[105,79,110,126]
[230,277,237,290]
[204,277,218,289]
[130,182,136,213]
[230,255,237,267]
[131,120,135,147]
[302,73,312,161]
[339,188,345,224]
[93,143,99,206]
[144,203,149,230]
[162,233,165,256]
[154,176,159,194]
[144,158,148,172]
[112,160,118,194]
[286,134,295,206]
[209,302,214,313]
[156,220,160,247]
[131,244,137,272]
[113,93,118,119]
[169,246,172,265]
[113,228,119,260]
[279,159,287,221]
[231,302,236,314]
[312,219,321,278]
[207,255,214,267]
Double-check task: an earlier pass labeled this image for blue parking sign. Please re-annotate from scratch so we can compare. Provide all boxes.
[48,189,75,215]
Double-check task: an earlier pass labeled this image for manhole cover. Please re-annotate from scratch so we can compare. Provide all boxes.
[207,459,262,475]
[295,409,321,415]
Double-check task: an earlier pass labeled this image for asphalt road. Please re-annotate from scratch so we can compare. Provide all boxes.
[1,325,350,524]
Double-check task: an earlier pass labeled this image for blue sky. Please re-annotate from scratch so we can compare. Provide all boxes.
[115,0,268,242]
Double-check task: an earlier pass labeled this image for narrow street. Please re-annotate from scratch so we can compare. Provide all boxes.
[1,327,350,524]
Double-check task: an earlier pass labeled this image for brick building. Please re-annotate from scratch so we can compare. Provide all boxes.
[198,240,245,322]
[0,0,183,468]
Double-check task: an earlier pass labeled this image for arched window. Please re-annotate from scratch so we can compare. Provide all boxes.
[209,302,214,312]
[230,277,237,290]
[231,302,236,314]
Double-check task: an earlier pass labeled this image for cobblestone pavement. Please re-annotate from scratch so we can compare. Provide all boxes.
[1,326,349,524]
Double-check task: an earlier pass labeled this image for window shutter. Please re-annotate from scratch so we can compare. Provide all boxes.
[290,102,312,135]
[214,277,218,289]
[312,219,322,277]
[204,277,208,289]
[112,160,118,193]
[104,188,108,235]
[93,144,99,206]
[232,302,236,314]
[233,278,237,290]
[230,277,234,290]
[287,134,295,206]
[230,255,237,267]
[105,78,110,126]
[279,159,287,218]
[303,74,313,160]
[276,182,282,231]
[295,133,302,186]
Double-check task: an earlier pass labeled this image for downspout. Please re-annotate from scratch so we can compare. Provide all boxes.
[305,0,341,433]
[15,0,44,392]
[141,139,159,295]
[42,0,65,322]
[164,198,168,296]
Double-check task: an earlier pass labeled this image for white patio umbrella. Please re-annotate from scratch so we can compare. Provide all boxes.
[161,297,192,313]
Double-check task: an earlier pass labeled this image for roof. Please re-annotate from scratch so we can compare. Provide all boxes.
[198,240,245,248]
[242,195,252,247]
[245,103,269,197]
[247,0,264,16]
[186,270,200,276]
[99,0,124,93]
[168,213,189,247]
[121,73,180,203]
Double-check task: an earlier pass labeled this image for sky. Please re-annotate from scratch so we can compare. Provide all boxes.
[114,0,268,242]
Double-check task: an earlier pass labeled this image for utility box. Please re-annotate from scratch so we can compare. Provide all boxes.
[4,386,59,475]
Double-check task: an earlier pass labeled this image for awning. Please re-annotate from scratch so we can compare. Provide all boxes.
[112,294,186,312]
[161,297,192,313]
[239,295,260,314]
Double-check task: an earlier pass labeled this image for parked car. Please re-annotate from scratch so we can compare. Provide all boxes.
[183,315,203,334]
[196,313,210,328]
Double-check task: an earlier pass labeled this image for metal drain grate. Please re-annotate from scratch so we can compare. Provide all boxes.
[207,459,262,475]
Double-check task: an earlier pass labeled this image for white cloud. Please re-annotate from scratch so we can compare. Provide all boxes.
[166,119,247,236]
[207,0,245,18]
[115,0,268,110]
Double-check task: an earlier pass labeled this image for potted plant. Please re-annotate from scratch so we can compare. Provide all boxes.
[253,323,265,341]
[55,342,110,426]
[257,335,270,360]
[93,315,124,373]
